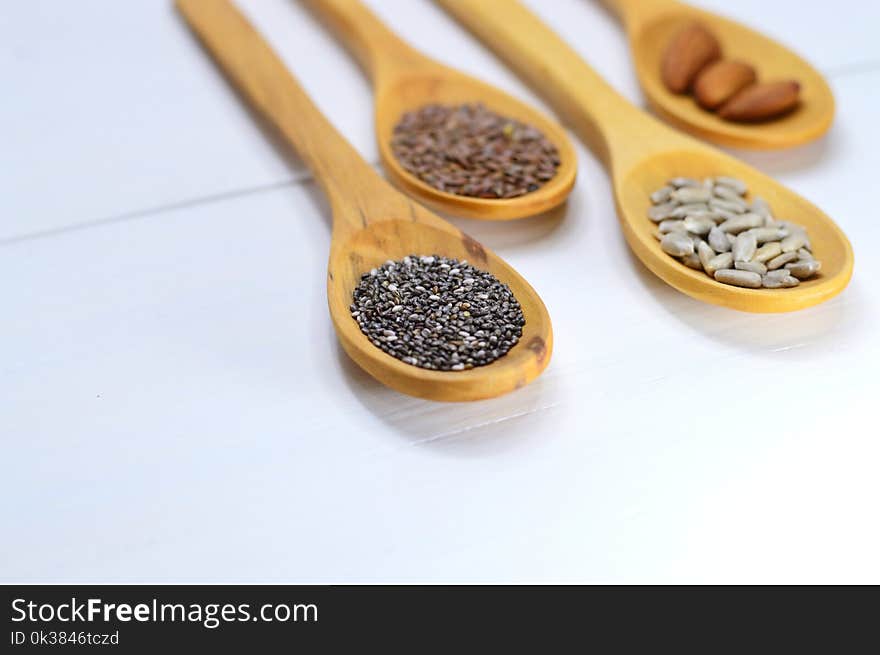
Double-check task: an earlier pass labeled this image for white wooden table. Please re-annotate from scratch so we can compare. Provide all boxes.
[3,0,878,583]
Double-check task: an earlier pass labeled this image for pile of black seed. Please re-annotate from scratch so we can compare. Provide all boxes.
[350,255,525,371]
[391,103,561,199]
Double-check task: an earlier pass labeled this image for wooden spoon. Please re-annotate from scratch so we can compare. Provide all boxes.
[301,0,577,220]
[176,0,552,401]
[437,0,852,313]
[600,0,835,149]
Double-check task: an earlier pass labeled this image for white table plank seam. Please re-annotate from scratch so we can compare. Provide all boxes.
[2,66,877,251]
[0,178,303,248]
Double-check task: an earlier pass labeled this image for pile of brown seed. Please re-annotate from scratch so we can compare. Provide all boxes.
[649,176,821,289]
[390,103,560,199]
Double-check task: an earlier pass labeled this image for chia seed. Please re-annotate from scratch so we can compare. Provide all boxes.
[391,103,561,199]
[350,255,525,371]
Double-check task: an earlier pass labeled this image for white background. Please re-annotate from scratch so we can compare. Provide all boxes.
[2,0,878,583]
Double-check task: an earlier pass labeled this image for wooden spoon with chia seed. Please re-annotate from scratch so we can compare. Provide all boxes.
[438,0,852,312]
[301,0,577,221]
[176,0,552,400]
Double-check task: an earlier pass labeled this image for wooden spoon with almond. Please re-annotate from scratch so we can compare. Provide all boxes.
[602,0,834,149]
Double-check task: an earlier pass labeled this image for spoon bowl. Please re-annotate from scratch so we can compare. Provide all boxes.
[617,149,852,312]
[305,0,577,220]
[329,218,552,399]
[438,0,853,312]
[604,0,835,149]
[177,0,552,400]
[374,71,578,220]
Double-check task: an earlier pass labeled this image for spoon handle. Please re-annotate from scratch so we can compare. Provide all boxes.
[600,0,679,32]
[436,0,674,171]
[304,0,431,82]
[176,0,381,228]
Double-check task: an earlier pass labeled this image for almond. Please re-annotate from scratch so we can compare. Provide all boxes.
[661,22,722,93]
[693,60,757,109]
[718,80,801,122]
